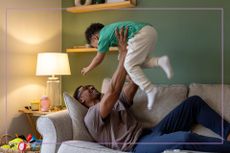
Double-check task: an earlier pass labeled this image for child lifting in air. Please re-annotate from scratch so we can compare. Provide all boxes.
[81,21,173,110]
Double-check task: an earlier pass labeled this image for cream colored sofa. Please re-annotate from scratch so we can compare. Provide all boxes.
[37,79,230,153]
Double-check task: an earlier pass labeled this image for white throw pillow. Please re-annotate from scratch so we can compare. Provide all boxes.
[63,92,94,141]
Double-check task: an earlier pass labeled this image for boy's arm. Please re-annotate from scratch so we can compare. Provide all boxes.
[81,52,106,75]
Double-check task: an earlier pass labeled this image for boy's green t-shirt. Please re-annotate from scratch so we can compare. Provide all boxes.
[98,21,151,53]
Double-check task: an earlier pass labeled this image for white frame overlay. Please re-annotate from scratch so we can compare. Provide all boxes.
[4,7,224,146]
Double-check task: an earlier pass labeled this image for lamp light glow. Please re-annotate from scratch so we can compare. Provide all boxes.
[36,52,71,107]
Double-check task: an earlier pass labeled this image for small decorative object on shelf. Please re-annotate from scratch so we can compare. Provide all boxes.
[75,0,92,6]
[40,96,50,112]
[106,0,126,3]
[73,45,90,48]
[94,0,105,4]
[85,44,91,48]
[30,100,40,111]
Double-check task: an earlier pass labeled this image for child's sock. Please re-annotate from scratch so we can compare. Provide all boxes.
[158,56,174,79]
[146,87,157,110]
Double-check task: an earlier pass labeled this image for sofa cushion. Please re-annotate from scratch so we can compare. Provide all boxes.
[188,84,230,138]
[130,85,188,128]
[57,140,126,153]
[101,78,188,128]
[63,92,94,141]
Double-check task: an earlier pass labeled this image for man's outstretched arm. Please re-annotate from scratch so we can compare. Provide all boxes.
[99,27,128,119]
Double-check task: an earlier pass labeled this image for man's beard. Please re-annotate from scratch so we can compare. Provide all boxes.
[95,91,101,100]
[92,89,101,100]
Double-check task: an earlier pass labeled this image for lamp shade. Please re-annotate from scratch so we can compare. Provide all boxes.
[36,52,71,76]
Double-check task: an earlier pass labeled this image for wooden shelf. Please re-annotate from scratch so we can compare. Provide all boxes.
[66,46,118,53]
[66,0,136,13]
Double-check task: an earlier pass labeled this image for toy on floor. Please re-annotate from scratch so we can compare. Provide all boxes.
[1,137,24,151]
[26,134,42,151]
[0,134,42,152]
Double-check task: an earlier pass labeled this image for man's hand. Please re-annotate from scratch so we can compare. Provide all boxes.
[115,27,128,56]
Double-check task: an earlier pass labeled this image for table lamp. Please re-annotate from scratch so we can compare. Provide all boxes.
[36,52,71,106]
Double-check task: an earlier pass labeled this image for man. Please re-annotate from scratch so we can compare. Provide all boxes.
[73,27,230,153]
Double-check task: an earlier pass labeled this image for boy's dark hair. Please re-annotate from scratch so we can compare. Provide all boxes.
[85,23,104,44]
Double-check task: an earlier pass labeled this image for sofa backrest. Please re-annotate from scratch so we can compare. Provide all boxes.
[101,78,188,128]
[189,83,230,122]
[188,84,230,138]
[101,79,230,138]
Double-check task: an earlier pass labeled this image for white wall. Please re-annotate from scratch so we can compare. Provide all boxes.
[0,0,62,136]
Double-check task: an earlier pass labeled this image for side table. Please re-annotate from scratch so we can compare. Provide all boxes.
[18,109,63,138]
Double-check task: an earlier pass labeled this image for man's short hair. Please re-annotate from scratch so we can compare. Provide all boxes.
[85,23,104,44]
[73,85,83,102]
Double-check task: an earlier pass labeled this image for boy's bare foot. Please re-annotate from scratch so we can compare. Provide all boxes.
[227,133,230,141]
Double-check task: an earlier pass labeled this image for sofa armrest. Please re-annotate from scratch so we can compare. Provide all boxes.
[37,110,73,153]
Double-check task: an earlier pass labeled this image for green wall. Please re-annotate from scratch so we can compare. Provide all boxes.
[62,0,230,95]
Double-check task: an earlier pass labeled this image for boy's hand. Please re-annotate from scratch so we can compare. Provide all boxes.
[81,67,90,76]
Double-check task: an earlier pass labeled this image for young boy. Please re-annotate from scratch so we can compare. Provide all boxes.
[81,21,173,110]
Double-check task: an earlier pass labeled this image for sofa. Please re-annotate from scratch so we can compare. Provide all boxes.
[37,78,230,153]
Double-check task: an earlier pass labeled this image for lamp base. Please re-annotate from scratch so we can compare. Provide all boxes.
[46,79,61,107]
[48,75,58,80]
